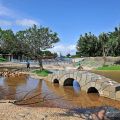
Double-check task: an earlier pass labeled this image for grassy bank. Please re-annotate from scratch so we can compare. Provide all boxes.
[97,65,120,70]
[32,69,52,77]
[0,57,7,62]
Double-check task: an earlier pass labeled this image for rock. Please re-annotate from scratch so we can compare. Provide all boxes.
[97,109,106,120]
[40,118,45,120]
[18,113,26,118]
[107,112,120,120]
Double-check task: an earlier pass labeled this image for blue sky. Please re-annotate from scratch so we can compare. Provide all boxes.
[0,0,120,55]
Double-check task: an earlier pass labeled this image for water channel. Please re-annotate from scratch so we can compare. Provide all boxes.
[0,70,120,109]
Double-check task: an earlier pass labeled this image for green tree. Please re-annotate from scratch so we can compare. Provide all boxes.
[76,32,98,57]
[0,29,16,54]
[15,30,31,60]
[22,25,60,70]
[108,27,120,56]
[66,53,71,58]
[98,33,110,65]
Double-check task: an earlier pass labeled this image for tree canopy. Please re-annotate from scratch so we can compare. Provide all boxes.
[0,25,60,70]
[76,26,120,57]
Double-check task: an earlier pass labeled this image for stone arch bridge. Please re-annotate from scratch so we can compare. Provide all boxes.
[47,70,120,101]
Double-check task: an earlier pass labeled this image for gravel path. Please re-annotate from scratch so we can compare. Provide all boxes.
[0,101,85,120]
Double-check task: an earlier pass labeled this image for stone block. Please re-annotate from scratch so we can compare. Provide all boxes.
[76,74,82,82]
[65,74,70,79]
[95,83,102,90]
[103,90,110,97]
[80,78,86,86]
[100,82,109,90]
[70,73,74,79]
[81,73,87,82]
[90,82,96,87]
[116,98,120,101]
[91,77,98,81]
[76,75,81,82]
[86,75,92,83]
[109,86,117,92]
[116,91,120,99]
[73,71,78,80]
[103,86,110,91]
[81,86,87,92]
[99,91,104,96]
[109,92,116,99]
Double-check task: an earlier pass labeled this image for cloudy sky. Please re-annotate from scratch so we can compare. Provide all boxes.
[0,0,120,55]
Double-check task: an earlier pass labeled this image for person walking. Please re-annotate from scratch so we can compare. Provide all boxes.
[26,61,30,69]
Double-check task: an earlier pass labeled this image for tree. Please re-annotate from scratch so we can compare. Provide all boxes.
[22,25,60,70]
[0,29,16,54]
[108,27,120,56]
[76,32,98,57]
[98,33,109,65]
[15,30,31,60]
[66,53,71,58]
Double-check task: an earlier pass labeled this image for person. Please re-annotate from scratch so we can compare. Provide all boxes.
[26,61,30,69]
[77,61,83,70]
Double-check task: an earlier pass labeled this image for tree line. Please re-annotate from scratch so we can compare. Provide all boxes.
[0,25,59,70]
[76,26,120,57]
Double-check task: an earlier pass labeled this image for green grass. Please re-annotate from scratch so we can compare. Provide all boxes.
[0,57,7,62]
[32,69,53,77]
[97,65,120,70]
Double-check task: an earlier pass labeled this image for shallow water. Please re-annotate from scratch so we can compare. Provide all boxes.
[0,74,120,109]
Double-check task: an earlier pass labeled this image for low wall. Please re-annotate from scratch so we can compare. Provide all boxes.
[72,57,120,64]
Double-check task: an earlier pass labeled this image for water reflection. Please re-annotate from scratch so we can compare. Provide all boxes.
[0,75,120,109]
[73,80,80,94]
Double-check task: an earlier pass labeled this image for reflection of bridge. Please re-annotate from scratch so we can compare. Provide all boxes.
[47,70,120,101]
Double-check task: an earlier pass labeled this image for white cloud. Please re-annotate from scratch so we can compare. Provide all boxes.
[0,20,12,26]
[0,4,40,28]
[0,4,13,17]
[16,19,39,27]
[49,44,76,55]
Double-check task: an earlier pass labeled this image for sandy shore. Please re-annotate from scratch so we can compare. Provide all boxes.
[0,101,85,120]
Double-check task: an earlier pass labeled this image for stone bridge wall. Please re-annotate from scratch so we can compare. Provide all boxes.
[47,70,120,101]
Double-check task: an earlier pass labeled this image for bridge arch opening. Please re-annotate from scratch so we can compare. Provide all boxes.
[63,78,74,86]
[63,78,80,87]
[87,87,99,94]
[53,79,59,84]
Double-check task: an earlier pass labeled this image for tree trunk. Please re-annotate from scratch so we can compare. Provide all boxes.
[38,58,44,71]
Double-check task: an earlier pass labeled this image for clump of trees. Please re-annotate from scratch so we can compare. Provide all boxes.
[76,26,120,58]
[0,25,60,70]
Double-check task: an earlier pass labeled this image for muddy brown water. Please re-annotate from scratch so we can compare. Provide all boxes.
[0,70,120,109]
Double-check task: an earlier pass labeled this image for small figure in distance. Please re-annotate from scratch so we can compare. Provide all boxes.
[26,61,30,70]
[77,61,83,70]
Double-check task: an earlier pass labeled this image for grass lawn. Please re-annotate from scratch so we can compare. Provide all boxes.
[0,57,7,62]
[97,65,120,70]
[32,69,53,77]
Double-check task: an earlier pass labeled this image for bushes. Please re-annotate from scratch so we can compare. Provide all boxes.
[32,69,52,77]
[0,57,7,62]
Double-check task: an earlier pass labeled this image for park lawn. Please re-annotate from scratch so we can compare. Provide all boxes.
[97,65,120,70]
[0,57,7,62]
[32,69,52,77]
